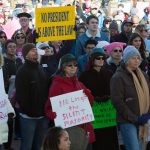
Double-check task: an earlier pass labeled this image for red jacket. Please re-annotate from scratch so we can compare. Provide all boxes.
[45,75,95,143]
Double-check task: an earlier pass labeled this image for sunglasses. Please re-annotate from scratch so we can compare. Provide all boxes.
[16,36,25,39]
[41,46,50,50]
[0,36,6,39]
[95,56,105,60]
[113,49,122,53]
[66,63,78,67]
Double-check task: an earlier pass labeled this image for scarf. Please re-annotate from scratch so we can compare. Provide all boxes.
[128,68,150,149]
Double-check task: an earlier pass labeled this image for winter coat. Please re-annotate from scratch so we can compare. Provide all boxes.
[15,60,48,117]
[75,30,109,58]
[110,63,150,123]
[45,75,95,143]
[79,68,112,99]
[112,20,133,44]
[104,58,120,74]
[40,40,74,79]
[3,56,22,93]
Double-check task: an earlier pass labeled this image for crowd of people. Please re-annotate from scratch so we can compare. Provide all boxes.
[0,0,150,150]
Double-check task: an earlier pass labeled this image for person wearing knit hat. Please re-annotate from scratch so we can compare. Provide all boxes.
[90,47,105,62]
[110,45,150,150]
[96,41,110,49]
[104,42,126,74]
[105,42,126,56]
[15,43,49,150]
[22,43,37,62]
[79,45,119,150]
[109,21,119,42]
[45,52,95,150]
[123,45,141,64]
[57,53,77,72]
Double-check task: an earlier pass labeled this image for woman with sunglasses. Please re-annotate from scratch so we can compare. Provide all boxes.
[14,30,26,62]
[79,48,119,150]
[45,54,95,150]
[128,33,150,77]
[104,42,126,74]
[0,30,7,55]
[135,24,150,52]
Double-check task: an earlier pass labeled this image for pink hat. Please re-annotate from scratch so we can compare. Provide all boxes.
[104,42,126,56]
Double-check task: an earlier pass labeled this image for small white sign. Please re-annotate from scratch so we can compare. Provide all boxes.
[51,90,94,128]
[0,68,8,123]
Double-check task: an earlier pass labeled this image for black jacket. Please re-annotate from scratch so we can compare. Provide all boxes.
[79,68,112,102]
[15,60,48,117]
[3,56,22,93]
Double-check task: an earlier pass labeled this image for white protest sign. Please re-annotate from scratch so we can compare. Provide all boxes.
[0,93,8,123]
[0,68,8,123]
[51,90,94,128]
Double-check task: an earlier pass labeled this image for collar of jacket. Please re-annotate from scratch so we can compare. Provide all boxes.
[25,59,39,67]
[86,30,101,38]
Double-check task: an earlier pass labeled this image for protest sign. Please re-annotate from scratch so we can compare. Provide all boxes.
[0,68,8,123]
[92,100,116,129]
[50,90,94,128]
[35,6,76,42]
[0,93,8,123]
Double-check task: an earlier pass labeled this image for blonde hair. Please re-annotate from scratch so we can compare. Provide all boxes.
[0,53,3,67]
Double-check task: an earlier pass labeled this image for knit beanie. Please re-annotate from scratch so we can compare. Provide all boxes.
[96,41,110,49]
[90,48,105,61]
[58,53,77,69]
[109,21,118,30]
[22,43,36,59]
[123,45,141,63]
[104,42,126,56]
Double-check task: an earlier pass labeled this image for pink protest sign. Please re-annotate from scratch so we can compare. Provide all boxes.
[50,90,94,128]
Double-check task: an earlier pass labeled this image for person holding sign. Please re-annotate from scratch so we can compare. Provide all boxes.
[45,54,95,150]
[110,46,150,150]
[0,52,15,150]
[79,48,119,150]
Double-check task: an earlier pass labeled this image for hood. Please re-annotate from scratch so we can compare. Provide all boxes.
[121,19,133,32]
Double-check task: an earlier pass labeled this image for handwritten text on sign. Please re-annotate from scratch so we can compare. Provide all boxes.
[35,6,76,42]
[92,100,116,129]
[0,94,8,123]
[51,90,94,128]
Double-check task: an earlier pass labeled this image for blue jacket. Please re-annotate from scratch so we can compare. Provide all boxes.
[75,30,109,58]
[78,53,89,73]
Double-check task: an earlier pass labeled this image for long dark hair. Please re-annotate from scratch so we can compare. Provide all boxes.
[128,33,147,59]
[42,127,66,150]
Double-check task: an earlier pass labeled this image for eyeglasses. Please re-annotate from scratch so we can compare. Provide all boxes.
[95,56,105,60]
[19,18,29,22]
[16,36,25,39]
[86,47,95,50]
[41,46,50,50]
[66,63,78,67]
[91,8,98,10]
[0,36,6,39]
[113,49,122,53]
